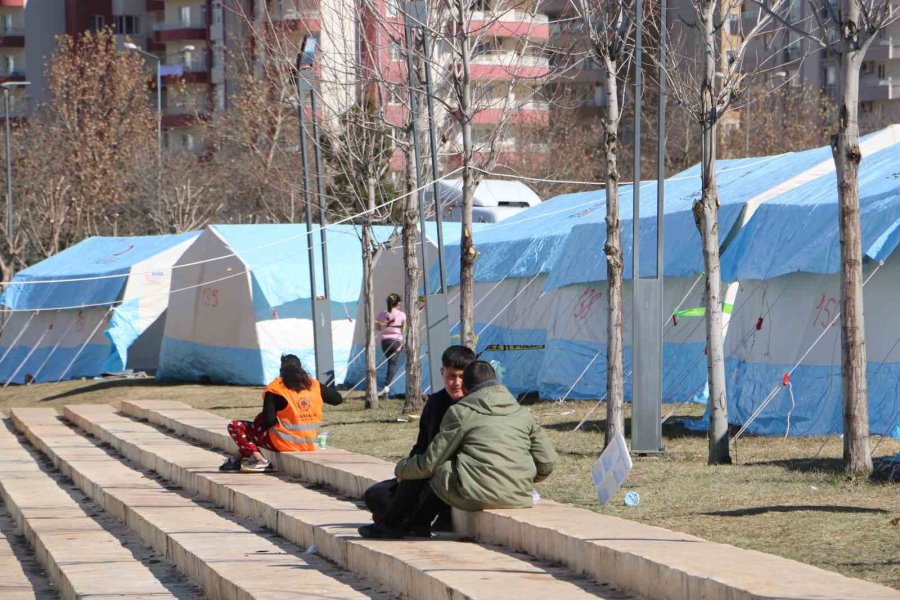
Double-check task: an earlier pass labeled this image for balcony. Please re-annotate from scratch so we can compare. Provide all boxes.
[0,27,24,48]
[467,11,549,41]
[866,37,895,61]
[860,78,900,102]
[146,0,164,10]
[154,20,207,43]
[0,0,24,6]
[0,70,25,84]
[162,59,209,84]
[468,53,550,80]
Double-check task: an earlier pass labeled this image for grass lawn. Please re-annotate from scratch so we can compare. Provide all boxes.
[2,378,898,589]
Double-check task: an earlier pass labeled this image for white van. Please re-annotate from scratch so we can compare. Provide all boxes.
[425,179,541,223]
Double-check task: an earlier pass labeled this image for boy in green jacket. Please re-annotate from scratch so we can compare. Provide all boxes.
[363,360,557,537]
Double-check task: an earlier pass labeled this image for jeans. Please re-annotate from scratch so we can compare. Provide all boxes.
[381,339,402,390]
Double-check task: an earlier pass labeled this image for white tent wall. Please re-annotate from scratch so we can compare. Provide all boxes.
[344,233,434,393]
[159,226,371,386]
[725,256,900,437]
[157,229,263,384]
[0,307,112,384]
[104,237,198,373]
[460,276,557,396]
[539,277,708,402]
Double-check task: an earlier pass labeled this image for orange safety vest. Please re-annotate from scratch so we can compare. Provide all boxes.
[265,377,322,452]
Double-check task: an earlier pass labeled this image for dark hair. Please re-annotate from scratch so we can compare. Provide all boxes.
[442,345,476,370]
[280,354,312,392]
[386,293,402,311]
[462,360,496,391]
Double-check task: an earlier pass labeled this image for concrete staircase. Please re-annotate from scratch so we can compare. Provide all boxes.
[0,401,897,600]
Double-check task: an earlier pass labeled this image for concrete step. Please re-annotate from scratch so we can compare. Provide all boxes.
[0,506,56,600]
[69,403,634,600]
[120,400,391,498]
[121,399,900,600]
[0,421,178,600]
[9,408,393,600]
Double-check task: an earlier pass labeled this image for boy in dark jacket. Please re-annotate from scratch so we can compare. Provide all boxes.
[360,345,475,537]
[359,361,557,539]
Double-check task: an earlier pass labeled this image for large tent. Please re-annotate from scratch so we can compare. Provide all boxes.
[434,142,834,399]
[158,223,395,385]
[0,233,198,384]
[720,130,900,437]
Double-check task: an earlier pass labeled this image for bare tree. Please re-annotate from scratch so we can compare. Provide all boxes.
[750,0,897,473]
[664,0,787,464]
[569,0,635,448]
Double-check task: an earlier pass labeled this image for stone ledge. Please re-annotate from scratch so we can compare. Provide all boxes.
[70,403,633,600]
[0,417,178,600]
[120,400,900,600]
[10,407,389,600]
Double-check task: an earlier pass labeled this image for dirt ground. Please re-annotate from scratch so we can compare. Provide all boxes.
[1,377,897,589]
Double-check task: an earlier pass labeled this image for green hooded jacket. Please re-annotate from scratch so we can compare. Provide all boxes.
[394,380,558,511]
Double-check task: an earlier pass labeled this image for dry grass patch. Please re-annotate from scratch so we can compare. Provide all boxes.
[1,379,897,589]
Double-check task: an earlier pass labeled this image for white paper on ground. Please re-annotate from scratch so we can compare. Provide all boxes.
[591,431,633,505]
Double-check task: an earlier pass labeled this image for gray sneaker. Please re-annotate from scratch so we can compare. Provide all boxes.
[241,458,273,473]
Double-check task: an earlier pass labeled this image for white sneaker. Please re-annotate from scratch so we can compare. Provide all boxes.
[241,458,273,473]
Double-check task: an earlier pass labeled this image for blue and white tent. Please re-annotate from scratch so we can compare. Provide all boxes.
[158,223,395,386]
[0,233,198,384]
[721,126,900,437]
[538,141,840,402]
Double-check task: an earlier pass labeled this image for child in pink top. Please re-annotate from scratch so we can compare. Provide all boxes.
[375,293,406,396]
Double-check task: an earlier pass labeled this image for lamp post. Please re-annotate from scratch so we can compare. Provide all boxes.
[2,80,29,242]
[296,35,335,386]
[123,42,195,218]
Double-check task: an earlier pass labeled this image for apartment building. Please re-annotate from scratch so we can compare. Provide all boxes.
[10,0,550,171]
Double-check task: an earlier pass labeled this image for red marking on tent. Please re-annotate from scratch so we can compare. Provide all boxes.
[272,309,278,319]
[48,324,53,330]
[672,314,678,326]
[756,317,764,331]
[782,372,790,386]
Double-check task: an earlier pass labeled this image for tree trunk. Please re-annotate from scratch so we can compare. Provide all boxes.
[697,0,731,465]
[458,2,477,350]
[603,60,624,448]
[402,150,424,414]
[835,2,872,474]
[364,177,379,409]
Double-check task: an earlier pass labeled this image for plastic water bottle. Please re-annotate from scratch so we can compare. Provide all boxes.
[623,491,640,507]
[531,490,541,504]
[489,360,506,383]
[316,431,329,449]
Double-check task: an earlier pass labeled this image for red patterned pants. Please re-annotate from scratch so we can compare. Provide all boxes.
[227,415,276,458]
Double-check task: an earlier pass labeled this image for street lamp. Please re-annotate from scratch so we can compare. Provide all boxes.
[123,42,195,217]
[2,80,29,242]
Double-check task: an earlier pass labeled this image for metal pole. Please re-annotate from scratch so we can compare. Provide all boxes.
[658,0,666,275]
[403,16,431,299]
[633,0,641,281]
[745,100,750,157]
[415,5,451,390]
[4,88,11,241]
[421,27,446,292]
[156,61,162,219]
[309,88,330,298]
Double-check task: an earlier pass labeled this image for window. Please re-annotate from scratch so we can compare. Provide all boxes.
[181,133,195,151]
[3,55,13,75]
[877,63,886,79]
[180,6,192,26]
[115,15,142,35]
[88,15,105,32]
[1,15,12,33]
[727,13,740,35]
[385,0,398,17]
[389,40,402,62]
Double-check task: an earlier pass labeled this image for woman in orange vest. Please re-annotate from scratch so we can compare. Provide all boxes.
[219,354,344,473]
